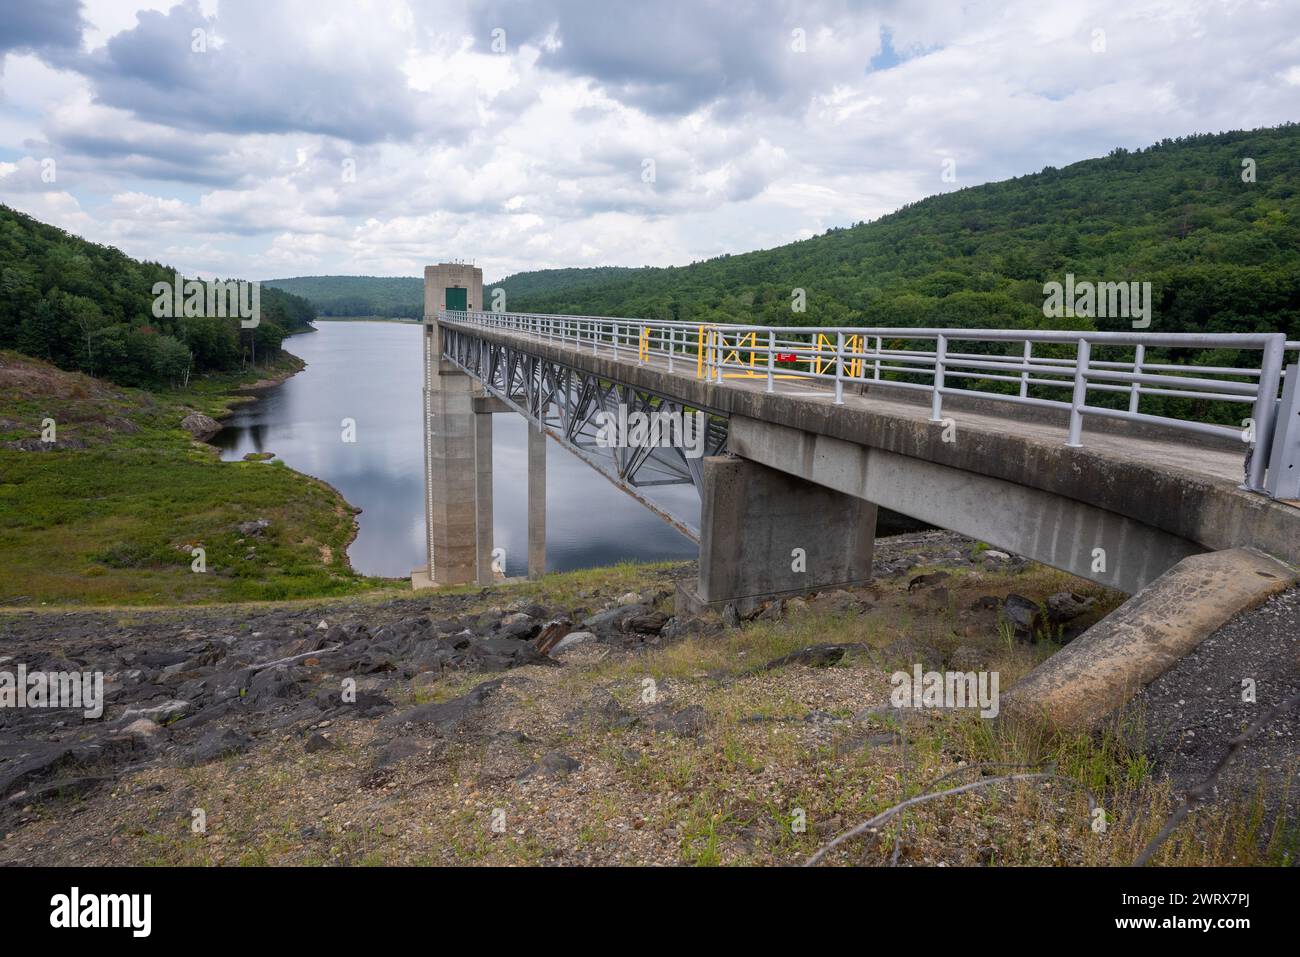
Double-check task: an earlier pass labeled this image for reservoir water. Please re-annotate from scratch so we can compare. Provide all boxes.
[211,320,699,578]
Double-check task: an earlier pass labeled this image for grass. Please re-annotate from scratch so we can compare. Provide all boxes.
[0,349,401,605]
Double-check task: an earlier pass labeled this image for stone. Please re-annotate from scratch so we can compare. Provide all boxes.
[123,718,162,737]
[653,705,708,737]
[721,603,740,628]
[186,726,253,765]
[180,412,222,439]
[908,571,951,592]
[1001,594,1043,639]
[378,679,502,735]
[764,644,850,670]
[984,550,1011,561]
[497,613,540,640]
[552,630,596,653]
[1045,591,1096,625]
[517,751,580,781]
[581,603,647,635]
[237,519,270,537]
[623,612,668,635]
[120,699,192,724]
[375,736,435,768]
[304,732,334,753]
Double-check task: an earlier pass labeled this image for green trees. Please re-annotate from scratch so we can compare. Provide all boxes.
[497,124,1299,344]
[0,205,318,390]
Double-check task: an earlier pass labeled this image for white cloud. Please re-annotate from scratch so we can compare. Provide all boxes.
[1,0,1298,281]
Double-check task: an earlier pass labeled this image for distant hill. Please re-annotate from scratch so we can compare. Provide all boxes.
[261,275,424,317]
[263,267,639,318]
[0,204,317,391]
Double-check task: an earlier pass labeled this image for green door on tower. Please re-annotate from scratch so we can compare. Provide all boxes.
[446,287,468,312]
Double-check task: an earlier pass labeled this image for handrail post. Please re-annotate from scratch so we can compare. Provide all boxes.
[930,334,946,421]
[834,332,845,405]
[1020,340,1032,398]
[766,330,776,393]
[668,327,675,372]
[1247,334,1286,491]
[1129,343,1144,413]
[1067,338,1091,447]
[874,335,882,380]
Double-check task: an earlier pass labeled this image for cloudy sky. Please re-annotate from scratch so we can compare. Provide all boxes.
[1,0,1298,282]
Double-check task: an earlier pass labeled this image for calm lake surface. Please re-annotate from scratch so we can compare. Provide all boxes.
[212,320,699,578]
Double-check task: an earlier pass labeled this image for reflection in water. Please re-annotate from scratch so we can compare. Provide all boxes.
[211,320,699,578]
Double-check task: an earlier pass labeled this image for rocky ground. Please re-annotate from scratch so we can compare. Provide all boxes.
[1,531,1293,866]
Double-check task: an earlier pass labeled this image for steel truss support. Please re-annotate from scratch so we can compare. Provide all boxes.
[441,325,729,500]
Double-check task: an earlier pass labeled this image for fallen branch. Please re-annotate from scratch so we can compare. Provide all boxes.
[806,771,1097,867]
[246,645,341,673]
[889,761,1052,866]
[1135,687,1300,867]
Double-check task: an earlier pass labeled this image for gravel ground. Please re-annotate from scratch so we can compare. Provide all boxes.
[1126,586,1300,821]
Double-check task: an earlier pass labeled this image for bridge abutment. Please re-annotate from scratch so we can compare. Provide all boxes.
[678,455,877,616]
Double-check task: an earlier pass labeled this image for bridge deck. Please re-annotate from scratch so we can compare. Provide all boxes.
[441,317,1300,579]
[491,324,1251,488]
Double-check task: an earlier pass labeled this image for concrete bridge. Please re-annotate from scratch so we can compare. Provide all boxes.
[413,263,1300,727]
[415,264,1300,605]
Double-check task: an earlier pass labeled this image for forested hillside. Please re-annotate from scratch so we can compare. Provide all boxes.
[262,275,424,317]
[510,125,1300,340]
[0,205,317,390]
[269,126,1298,340]
[263,267,638,318]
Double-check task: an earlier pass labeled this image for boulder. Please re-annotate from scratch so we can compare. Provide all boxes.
[623,611,669,635]
[551,630,596,654]
[236,519,270,538]
[1001,594,1043,640]
[180,412,222,439]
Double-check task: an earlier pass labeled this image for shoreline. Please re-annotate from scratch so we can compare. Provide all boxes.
[204,335,372,579]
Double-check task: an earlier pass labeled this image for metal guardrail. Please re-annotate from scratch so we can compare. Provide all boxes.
[438,310,1299,497]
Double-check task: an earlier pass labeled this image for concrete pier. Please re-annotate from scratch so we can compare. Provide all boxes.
[414,262,486,589]
[420,355,478,586]
[679,455,877,614]
[474,407,494,585]
[528,425,546,579]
